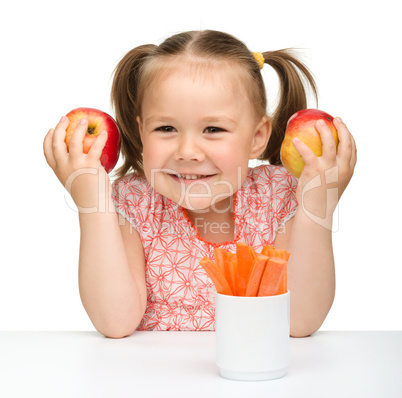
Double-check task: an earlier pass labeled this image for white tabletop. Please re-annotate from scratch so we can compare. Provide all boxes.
[0,331,401,397]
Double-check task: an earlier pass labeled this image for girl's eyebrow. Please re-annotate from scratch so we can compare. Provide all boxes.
[144,115,238,125]
[201,116,238,126]
[144,115,176,124]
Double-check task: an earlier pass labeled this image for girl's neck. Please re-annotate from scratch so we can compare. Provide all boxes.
[184,197,234,244]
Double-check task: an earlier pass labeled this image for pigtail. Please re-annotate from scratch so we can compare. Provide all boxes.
[260,49,318,165]
[111,44,157,179]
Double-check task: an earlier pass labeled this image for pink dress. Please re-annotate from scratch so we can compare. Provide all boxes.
[112,165,298,331]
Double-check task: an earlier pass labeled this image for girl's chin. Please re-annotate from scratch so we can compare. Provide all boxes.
[177,198,215,212]
[178,195,233,213]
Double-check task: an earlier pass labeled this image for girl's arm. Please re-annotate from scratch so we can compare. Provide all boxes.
[44,117,146,338]
[78,209,147,338]
[275,210,335,337]
[274,117,357,337]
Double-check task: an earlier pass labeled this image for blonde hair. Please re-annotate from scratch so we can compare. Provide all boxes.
[111,30,318,179]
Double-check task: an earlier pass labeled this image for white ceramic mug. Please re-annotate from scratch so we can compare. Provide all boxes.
[215,291,290,381]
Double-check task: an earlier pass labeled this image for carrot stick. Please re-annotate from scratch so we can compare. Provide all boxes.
[261,245,275,256]
[269,250,289,295]
[199,257,233,295]
[261,246,290,295]
[262,246,290,261]
[273,250,290,261]
[236,242,257,296]
[245,254,269,296]
[214,248,236,295]
[226,251,238,296]
[213,248,227,276]
[257,257,287,296]
[277,264,287,295]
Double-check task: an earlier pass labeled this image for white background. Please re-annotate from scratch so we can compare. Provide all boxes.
[1,0,401,332]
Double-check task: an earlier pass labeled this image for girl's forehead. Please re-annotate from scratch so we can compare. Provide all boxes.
[139,57,260,121]
[147,57,249,95]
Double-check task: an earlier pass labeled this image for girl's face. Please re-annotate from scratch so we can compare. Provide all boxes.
[137,62,270,213]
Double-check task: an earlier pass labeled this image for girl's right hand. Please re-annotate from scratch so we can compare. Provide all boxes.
[43,116,109,211]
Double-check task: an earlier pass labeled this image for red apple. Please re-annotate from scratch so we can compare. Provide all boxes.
[280,109,339,178]
[64,107,121,173]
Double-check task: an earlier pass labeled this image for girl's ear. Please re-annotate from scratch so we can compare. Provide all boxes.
[250,116,272,159]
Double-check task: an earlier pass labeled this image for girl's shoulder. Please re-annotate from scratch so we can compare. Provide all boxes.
[112,172,152,197]
[111,172,161,216]
[236,165,298,237]
[245,164,298,192]
[112,171,149,185]
[111,172,163,230]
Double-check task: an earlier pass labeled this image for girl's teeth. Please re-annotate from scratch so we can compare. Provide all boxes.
[176,174,207,180]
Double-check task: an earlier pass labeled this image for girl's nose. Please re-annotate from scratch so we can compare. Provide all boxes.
[174,134,205,162]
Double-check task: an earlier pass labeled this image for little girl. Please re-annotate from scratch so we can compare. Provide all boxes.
[44,30,356,337]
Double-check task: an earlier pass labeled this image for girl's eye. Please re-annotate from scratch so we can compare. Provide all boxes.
[204,126,225,134]
[156,126,176,133]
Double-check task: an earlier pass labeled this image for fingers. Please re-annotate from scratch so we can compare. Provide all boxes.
[333,117,357,168]
[88,130,108,161]
[316,119,337,160]
[69,118,88,156]
[350,134,357,168]
[293,117,357,171]
[292,137,317,166]
[46,115,107,171]
[52,116,69,159]
[69,119,107,165]
[43,128,56,168]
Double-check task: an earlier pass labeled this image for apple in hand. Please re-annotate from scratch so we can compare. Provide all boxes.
[64,107,121,173]
[280,109,339,178]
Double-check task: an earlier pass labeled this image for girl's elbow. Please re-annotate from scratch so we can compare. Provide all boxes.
[95,315,142,339]
[98,325,136,339]
[103,332,134,339]
[290,320,322,338]
[290,328,315,338]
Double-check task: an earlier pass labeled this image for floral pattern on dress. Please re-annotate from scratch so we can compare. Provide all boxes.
[112,165,298,330]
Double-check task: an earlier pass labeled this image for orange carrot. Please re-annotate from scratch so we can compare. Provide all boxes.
[245,254,269,296]
[262,245,290,261]
[257,257,287,296]
[261,246,290,295]
[226,251,238,296]
[199,257,233,295]
[261,245,275,256]
[236,242,257,296]
[214,248,236,295]
[199,243,290,297]
[277,264,287,295]
[272,250,289,295]
[213,248,227,275]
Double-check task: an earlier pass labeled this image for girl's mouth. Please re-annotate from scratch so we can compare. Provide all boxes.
[168,173,216,183]
[176,173,209,180]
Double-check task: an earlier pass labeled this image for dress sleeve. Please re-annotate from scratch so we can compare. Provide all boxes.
[249,165,298,234]
[111,173,152,233]
[271,166,299,230]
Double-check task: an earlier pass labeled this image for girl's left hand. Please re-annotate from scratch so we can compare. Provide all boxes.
[293,117,357,218]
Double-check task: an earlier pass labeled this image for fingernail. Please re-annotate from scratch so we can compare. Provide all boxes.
[100,130,107,135]
[60,116,67,122]
[80,119,87,125]
[318,119,325,126]
[336,117,343,123]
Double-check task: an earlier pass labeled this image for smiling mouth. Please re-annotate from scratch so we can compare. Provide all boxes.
[169,173,215,180]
